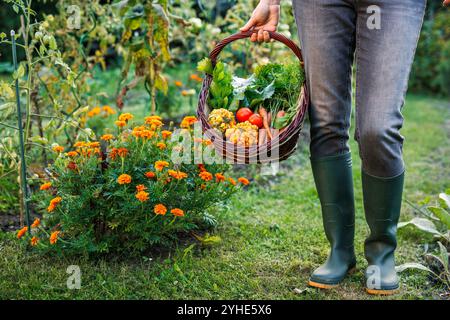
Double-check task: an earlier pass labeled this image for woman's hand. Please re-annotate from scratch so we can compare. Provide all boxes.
[444,0,450,6]
[240,0,280,43]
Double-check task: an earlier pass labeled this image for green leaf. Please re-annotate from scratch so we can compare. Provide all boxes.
[437,241,449,273]
[197,58,213,74]
[395,262,433,273]
[439,193,450,209]
[12,64,25,80]
[0,32,6,40]
[397,217,442,236]
[428,206,450,229]
[13,4,19,14]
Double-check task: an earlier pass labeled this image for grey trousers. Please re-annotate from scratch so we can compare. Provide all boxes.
[293,0,426,177]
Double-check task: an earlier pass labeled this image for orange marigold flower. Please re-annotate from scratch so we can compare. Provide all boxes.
[200,184,206,190]
[87,106,101,117]
[180,116,197,128]
[154,204,167,215]
[102,105,116,115]
[50,231,61,245]
[238,177,250,185]
[199,171,213,182]
[140,130,155,139]
[228,177,236,186]
[31,218,40,228]
[74,141,86,148]
[30,236,39,246]
[40,182,52,191]
[118,113,134,122]
[174,80,183,87]
[47,196,62,212]
[66,151,78,157]
[198,164,206,172]
[215,173,225,182]
[161,130,172,139]
[145,171,156,179]
[117,148,128,158]
[171,208,184,217]
[144,117,163,128]
[168,170,188,180]
[67,161,77,171]
[157,142,166,150]
[17,226,28,239]
[117,174,132,185]
[52,145,64,153]
[190,74,203,82]
[101,134,114,141]
[136,191,149,202]
[155,160,169,171]
[88,142,100,148]
[136,184,147,192]
[115,120,126,127]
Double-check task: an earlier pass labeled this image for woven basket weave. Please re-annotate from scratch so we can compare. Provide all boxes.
[197,30,309,164]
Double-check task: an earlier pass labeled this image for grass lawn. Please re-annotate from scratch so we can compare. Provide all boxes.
[0,94,448,299]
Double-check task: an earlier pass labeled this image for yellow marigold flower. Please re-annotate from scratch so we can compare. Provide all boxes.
[136,184,147,192]
[115,120,126,127]
[40,182,52,191]
[118,113,134,122]
[87,106,101,117]
[66,151,78,157]
[174,80,183,87]
[30,236,39,246]
[101,134,114,141]
[171,208,184,217]
[238,177,250,185]
[17,226,28,239]
[168,170,188,180]
[154,204,167,215]
[31,218,40,228]
[87,142,100,148]
[228,177,236,186]
[155,161,169,171]
[215,173,225,182]
[145,171,156,179]
[145,115,162,122]
[161,131,172,139]
[199,171,213,182]
[157,142,166,150]
[136,191,149,202]
[117,174,132,185]
[102,105,116,115]
[50,231,61,245]
[52,145,64,153]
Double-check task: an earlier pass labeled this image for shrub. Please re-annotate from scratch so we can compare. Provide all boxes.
[19,114,248,254]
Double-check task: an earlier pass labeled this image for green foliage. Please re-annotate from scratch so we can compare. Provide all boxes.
[208,61,234,110]
[398,191,450,289]
[410,10,450,97]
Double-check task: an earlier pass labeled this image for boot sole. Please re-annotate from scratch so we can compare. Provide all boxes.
[366,288,398,296]
[308,267,357,290]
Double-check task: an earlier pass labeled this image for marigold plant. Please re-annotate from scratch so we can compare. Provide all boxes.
[26,114,246,254]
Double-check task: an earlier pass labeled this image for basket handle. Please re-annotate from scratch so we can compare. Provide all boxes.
[209,30,304,66]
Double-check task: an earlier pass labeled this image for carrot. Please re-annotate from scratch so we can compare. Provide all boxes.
[258,107,273,140]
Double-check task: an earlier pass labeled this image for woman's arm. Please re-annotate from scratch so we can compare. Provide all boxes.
[240,0,281,43]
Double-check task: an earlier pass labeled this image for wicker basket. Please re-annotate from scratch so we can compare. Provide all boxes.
[197,30,309,164]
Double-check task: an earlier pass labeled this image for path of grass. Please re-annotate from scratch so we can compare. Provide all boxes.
[0,95,448,299]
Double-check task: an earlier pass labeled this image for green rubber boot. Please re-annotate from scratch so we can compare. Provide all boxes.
[362,171,404,295]
[309,153,356,289]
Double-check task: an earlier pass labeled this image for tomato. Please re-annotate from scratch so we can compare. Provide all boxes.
[249,114,263,129]
[236,108,253,123]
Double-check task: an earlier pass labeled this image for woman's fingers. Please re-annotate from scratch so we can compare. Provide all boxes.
[257,29,265,42]
[240,17,256,32]
[250,33,258,42]
[263,31,270,43]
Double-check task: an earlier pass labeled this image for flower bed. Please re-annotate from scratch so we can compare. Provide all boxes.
[18,114,248,254]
